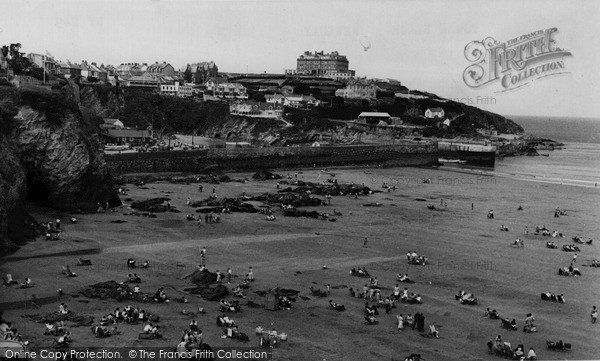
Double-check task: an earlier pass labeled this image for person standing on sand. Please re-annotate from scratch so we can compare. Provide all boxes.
[573,253,577,263]
[397,314,403,330]
[227,268,232,284]
[412,312,419,330]
[363,237,368,248]
[525,226,528,235]
[200,246,206,263]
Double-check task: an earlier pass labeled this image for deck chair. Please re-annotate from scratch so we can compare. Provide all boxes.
[429,324,439,338]
[4,274,17,285]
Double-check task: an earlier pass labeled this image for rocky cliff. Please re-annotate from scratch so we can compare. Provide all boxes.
[0,86,120,255]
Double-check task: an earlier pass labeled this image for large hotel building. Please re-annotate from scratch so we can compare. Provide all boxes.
[294,51,355,79]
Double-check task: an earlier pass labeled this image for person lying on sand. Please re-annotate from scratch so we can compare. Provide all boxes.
[55,332,71,347]
[232,286,246,298]
[77,258,92,266]
[20,277,32,288]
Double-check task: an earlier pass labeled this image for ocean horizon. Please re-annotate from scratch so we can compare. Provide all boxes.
[508,115,600,144]
[441,116,600,188]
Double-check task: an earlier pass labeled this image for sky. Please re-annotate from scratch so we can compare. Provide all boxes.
[2,0,599,119]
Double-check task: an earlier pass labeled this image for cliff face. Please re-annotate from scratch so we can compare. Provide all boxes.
[0,87,120,255]
[15,106,120,210]
[0,136,28,254]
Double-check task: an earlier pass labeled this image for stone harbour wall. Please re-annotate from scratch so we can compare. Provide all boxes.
[105,143,439,174]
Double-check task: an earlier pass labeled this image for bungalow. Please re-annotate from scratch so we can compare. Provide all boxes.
[425,108,444,119]
[102,129,153,145]
[229,100,283,120]
[358,112,391,125]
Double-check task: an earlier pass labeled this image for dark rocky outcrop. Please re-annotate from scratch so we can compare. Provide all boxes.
[252,169,282,181]
[191,197,258,213]
[0,86,120,255]
[184,269,230,301]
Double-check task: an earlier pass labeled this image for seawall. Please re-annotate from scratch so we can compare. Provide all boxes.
[105,143,439,174]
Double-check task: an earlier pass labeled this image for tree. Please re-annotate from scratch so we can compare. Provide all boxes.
[1,43,32,74]
[252,92,266,103]
[183,65,192,83]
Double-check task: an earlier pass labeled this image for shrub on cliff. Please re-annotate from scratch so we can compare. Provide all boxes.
[17,89,79,125]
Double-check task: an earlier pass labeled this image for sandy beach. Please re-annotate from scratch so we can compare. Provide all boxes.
[1,165,599,360]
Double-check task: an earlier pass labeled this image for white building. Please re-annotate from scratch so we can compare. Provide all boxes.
[323,70,355,81]
[159,82,193,97]
[425,108,445,119]
[229,100,283,120]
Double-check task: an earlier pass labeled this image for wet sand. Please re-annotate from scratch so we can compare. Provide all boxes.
[1,166,599,360]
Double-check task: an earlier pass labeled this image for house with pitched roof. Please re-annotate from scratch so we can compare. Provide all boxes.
[100,118,124,129]
[265,94,286,105]
[58,61,82,78]
[147,62,175,77]
[184,62,219,83]
[213,82,248,99]
[116,63,143,77]
[425,108,445,119]
[89,63,107,82]
[27,53,60,75]
[336,78,377,99]
[204,77,228,92]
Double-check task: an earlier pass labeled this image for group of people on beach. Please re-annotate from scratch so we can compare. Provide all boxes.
[407,251,427,265]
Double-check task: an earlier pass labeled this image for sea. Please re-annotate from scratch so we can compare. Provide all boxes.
[458,116,600,188]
